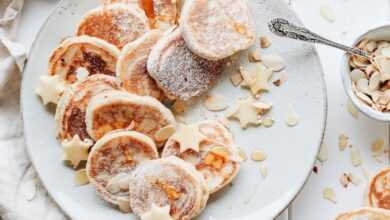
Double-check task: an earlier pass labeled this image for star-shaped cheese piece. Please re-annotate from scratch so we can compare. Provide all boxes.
[62,135,93,169]
[141,204,173,220]
[240,63,273,95]
[35,74,66,105]
[227,97,272,128]
[170,124,207,153]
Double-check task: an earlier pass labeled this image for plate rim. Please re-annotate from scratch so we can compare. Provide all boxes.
[20,0,328,219]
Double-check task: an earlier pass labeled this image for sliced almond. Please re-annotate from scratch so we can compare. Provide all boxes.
[248,50,262,62]
[356,78,370,94]
[236,147,247,162]
[260,164,268,178]
[350,69,366,83]
[75,169,89,186]
[369,72,381,91]
[320,5,336,22]
[155,125,176,142]
[371,138,385,157]
[339,173,351,188]
[338,134,349,151]
[350,147,362,167]
[261,54,286,72]
[230,72,243,86]
[323,187,337,203]
[365,41,377,52]
[285,105,299,127]
[203,94,228,112]
[261,117,274,128]
[251,149,267,161]
[260,36,272,48]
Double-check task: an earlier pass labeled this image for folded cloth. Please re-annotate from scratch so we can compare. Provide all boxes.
[0,1,67,219]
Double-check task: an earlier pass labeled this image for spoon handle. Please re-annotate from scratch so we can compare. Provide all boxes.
[268,18,370,59]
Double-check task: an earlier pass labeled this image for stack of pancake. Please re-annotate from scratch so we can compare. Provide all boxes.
[36,0,256,219]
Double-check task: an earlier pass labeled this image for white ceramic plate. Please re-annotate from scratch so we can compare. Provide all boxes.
[21,0,327,219]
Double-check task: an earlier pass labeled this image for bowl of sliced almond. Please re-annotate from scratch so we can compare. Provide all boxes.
[341,24,390,122]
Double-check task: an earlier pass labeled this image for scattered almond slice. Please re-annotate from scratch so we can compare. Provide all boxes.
[285,104,299,127]
[251,149,267,161]
[339,173,351,188]
[261,117,274,128]
[240,63,273,95]
[155,125,176,142]
[320,5,336,23]
[347,99,359,118]
[74,169,89,186]
[323,187,337,203]
[227,97,272,128]
[338,134,349,151]
[261,54,286,72]
[230,72,243,86]
[236,147,247,162]
[260,36,272,48]
[317,143,328,163]
[260,164,267,178]
[350,147,362,167]
[248,50,261,62]
[371,138,385,157]
[350,173,362,186]
[203,94,228,112]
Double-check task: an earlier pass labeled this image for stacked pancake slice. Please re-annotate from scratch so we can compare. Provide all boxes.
[35,0,256,219]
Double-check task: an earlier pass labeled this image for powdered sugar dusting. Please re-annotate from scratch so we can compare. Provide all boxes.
[147,28,224,100]
[128,157,207,219]
[77,4,149,48]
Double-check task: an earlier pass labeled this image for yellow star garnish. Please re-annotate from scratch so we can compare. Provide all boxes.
[171,124,207,153]
[35,74,66,105]
[62,135,92,169]
[227,97,272,128]
[240,63,273,95]
[141,204,173,220]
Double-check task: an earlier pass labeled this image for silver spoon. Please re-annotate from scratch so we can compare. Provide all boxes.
[268,18,371,59]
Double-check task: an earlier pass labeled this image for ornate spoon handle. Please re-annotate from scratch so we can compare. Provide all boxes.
[268,18,370,59]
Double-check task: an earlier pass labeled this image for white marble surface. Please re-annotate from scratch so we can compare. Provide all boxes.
[16,0,390,220]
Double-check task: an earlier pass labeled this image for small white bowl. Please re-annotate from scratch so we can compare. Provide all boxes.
[341,24,390,122]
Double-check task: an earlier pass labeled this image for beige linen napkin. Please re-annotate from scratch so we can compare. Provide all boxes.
[0,1,66,219]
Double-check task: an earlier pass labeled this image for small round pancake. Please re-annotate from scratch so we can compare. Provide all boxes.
[55,74,120,141]
[162,120,240,193]
[139,0,178,29]
[117,30,165,100]
[180,0,256,60]
[368,167,390,209]
[128,156,209,220]
[86,130,158,206]
[335,207,390,220]
[77,3,150,49]
[147,27,224,100]
[85,90,176,146]
[49,36,120,84]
